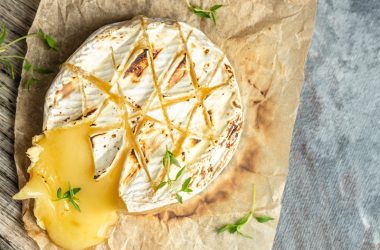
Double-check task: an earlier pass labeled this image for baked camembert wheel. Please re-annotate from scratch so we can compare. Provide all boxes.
[14,16,243,249]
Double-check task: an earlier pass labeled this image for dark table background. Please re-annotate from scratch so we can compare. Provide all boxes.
[0,0,379,249]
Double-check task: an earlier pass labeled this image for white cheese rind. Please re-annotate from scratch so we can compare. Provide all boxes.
[44,17,243,212]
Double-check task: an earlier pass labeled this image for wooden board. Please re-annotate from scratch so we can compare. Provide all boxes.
[0,0,40,249]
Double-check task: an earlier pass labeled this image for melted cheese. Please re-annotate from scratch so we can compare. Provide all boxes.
[14,121,126,249]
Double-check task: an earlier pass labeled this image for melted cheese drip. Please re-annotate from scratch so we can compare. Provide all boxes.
[14,121,126,249]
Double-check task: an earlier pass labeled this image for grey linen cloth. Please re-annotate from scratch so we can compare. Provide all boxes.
[273,0,380,249]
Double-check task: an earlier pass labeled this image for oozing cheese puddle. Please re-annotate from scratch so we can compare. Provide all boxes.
[14,121,126,249]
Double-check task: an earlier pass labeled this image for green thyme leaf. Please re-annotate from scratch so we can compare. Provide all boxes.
[228,225,239,233]
[187,2,223,24]
[163,150,171,168]
[174,176,193,204]
[37,29,58,51]
[25,77,39,90]
[163,147,181,168]
[181,177,192,192]
[175,167,186,181]
[0,59,15,79]
[34,67,54,74]
[217,224,235,233]
[209,5,223,24]
[56,187,62,199]
[8,61,15,79]
[254,216,274,223]
[23,60,32,71]
[210,4,223,11]
[210,11,217,24]
[70,198,81,212]
[170,154,180,168]
[0,22,7,45]
[62,190,70,199]
[72,187,81,195]
[157,181,167,190]
[192,8,211,18]
[236,212,252,225]
[46,36,58,50]
[69,183,75,198]
[176,193,183,204]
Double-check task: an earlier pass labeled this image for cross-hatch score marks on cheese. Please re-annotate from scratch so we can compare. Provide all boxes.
[14,16,243,249]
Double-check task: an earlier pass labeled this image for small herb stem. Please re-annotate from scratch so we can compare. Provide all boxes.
[184,0,210,12]
[251,184,256,213]
[184,0,191,8]
[0,55,26,60]
[1,34,36,49]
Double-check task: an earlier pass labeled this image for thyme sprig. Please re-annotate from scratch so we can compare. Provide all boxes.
[185,1,224,24]
[0,23,57,89]
[157,146,183,190]
[175,176,193,204]
[156,147,193,204]
[216,184,274,238]
[54,183,81,212]
[157,166,186,190]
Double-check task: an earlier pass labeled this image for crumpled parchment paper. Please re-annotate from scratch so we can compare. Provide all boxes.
[14,0,316,249]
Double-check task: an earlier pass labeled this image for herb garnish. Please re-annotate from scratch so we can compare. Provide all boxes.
[37,29,59,51]
[163,146,180,168]
[0,23,58,89]
[157,166,185,190]
[216,184,274,238]
[156,147,193,204]
[175,176,193,204]
[54,183,81,212]
[157,146,182,189]
[23,59,54,90]
[185,1,223,24]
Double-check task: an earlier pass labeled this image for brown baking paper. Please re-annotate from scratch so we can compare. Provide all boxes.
[14,0,316,249]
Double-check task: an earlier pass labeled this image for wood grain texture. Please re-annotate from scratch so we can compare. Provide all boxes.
[0,0,40,249]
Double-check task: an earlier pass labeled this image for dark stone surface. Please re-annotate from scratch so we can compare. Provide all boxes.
[273,0,380,249]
